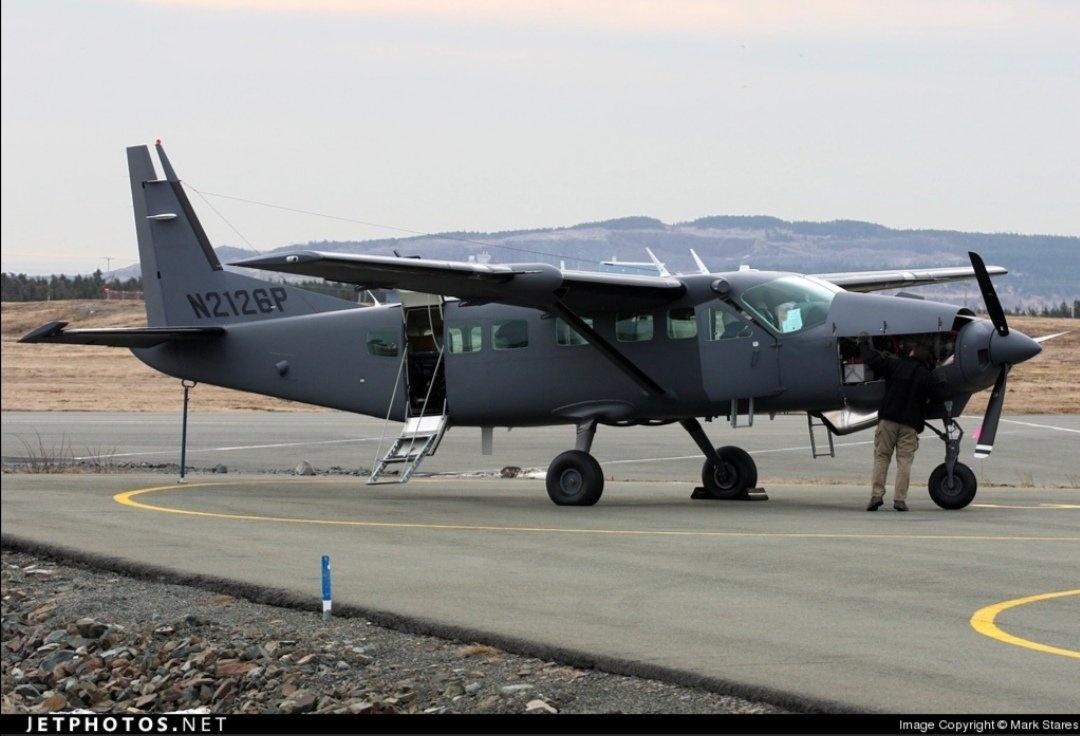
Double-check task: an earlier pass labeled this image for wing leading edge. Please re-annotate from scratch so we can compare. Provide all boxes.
[232,251,685,312]
[814,265,1007,292]
[233,251,1006,304]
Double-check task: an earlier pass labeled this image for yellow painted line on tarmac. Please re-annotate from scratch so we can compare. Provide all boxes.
[973,503,1080,509]
[970,589,1080,659]
[112,481,1080,543]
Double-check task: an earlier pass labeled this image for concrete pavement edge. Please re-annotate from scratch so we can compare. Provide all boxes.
[1,532,862,715]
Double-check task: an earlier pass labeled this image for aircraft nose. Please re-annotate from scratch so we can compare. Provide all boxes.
[990,330,1042,365]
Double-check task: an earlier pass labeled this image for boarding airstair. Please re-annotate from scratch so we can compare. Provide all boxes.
[368,406,449,484]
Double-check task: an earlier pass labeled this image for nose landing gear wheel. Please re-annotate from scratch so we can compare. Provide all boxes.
[928,462,977,510]
[546,450,604,506]
[702,446,758,499]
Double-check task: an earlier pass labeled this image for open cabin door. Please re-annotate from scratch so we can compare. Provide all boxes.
[368,291,449,485]
[399,290,447,416]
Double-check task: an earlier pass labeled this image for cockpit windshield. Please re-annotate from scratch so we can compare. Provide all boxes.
[737,276,838,334]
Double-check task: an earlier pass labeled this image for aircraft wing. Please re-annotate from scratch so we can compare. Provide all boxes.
[813,265,1007,292]
[232,251,685,311]
[19,321,225,348]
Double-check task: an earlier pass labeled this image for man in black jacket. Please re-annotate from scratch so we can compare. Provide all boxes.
[859,335,942,511]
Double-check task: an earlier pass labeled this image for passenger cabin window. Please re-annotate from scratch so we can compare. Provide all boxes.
[667,308,697,339]
[366,329,400,357]
[556,317,594,346]
[448,323,482,353]
[737,276,837,334]
[616,312,654,342]
[708,307,752,340]
[492,319,528,350]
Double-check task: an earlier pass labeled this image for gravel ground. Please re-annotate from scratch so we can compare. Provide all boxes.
[1,551,783,715]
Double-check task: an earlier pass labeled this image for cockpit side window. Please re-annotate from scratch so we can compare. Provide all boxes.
[737,277,837,334]
[707,306,752,340]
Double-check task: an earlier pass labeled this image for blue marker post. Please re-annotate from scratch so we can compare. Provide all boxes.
[321,555,332,621]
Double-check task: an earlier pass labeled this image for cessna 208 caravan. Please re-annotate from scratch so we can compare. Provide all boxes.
[22,143,1051,508]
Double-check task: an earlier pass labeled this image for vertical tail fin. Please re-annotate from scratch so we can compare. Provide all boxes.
[128,142,355,326]
[127,145,167,325]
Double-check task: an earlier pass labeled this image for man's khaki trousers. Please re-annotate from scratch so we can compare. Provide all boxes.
[871,419,919,502]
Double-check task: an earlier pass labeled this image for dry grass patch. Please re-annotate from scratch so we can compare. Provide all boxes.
[962,316,1080,415]
[14,431,75,473]
[6,430,120,473]
[455,643,502,659]
[2,300,321,412]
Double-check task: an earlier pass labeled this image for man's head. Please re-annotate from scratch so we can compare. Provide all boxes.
[908,344,933,366]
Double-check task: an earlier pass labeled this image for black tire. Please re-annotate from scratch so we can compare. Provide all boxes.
[928,462,978,510]
[701,446,758,499]
[546,450,604,506]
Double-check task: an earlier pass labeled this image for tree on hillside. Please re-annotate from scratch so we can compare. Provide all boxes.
[1,271,143,301]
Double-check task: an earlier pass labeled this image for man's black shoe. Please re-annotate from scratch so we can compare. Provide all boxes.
[866,498,884,511]
[893,501,909,512]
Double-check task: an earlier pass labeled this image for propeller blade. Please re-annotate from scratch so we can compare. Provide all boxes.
[974,366,1009,459]
[1033,330,1071,344]
[969,251,1008,336]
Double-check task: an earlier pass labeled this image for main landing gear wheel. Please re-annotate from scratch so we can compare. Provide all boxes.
[702,446,758,499]
[546,450,604,506]
[928,462,978,510]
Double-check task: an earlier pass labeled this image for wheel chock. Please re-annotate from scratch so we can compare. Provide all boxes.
[690,487,769,501]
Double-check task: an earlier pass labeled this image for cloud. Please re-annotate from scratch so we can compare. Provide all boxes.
[139,0,1066,36]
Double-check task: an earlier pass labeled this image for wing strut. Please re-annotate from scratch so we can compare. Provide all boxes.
[549,301,723,465]
[550,301,668,397]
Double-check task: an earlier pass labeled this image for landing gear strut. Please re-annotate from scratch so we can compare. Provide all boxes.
[926,415,978,510]
[546,419,604,506]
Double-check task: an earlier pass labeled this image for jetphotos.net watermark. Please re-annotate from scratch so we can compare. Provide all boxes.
[18,713,226,734]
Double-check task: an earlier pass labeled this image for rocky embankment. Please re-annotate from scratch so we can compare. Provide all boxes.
[1,551,781,714]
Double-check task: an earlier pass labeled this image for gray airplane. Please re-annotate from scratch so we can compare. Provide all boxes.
[22,143,1052,509]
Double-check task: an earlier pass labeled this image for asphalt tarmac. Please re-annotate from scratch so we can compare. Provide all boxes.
[2,472,1077,713]
[3,411,1079,486]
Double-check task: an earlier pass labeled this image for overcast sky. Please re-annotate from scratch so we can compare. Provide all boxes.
[2,0,1078,274]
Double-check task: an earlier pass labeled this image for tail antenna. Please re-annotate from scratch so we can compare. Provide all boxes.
[155,139,180,182]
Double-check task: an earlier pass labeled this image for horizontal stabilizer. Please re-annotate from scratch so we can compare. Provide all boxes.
[19,321,225,348]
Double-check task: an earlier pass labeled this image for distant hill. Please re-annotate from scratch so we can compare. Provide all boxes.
[110,216,1078,308]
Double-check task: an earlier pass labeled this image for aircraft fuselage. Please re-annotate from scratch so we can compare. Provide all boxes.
[132,271,994,428]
